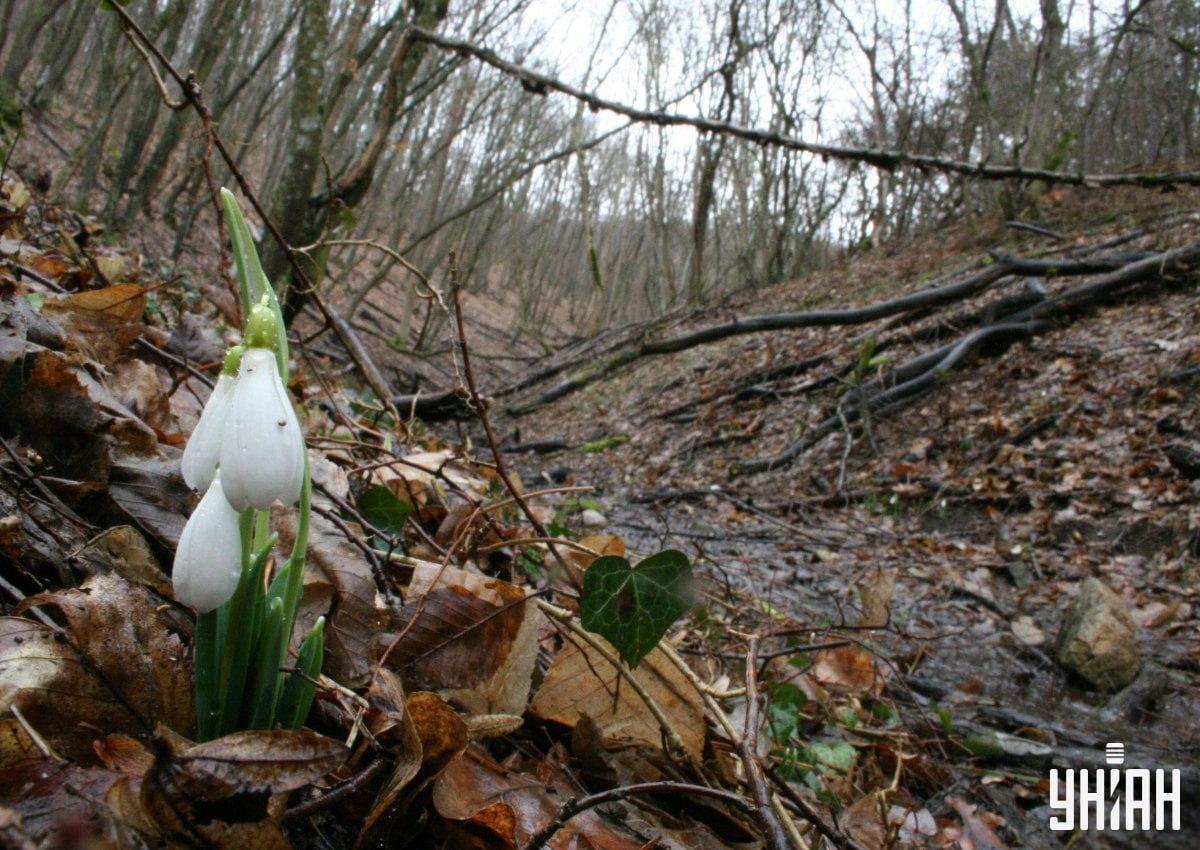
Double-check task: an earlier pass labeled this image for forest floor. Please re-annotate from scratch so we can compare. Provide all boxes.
[499,186,1200,848]
[2,125,1198,850]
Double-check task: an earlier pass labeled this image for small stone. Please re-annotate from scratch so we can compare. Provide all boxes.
[580,508,607,528]
[1055,578,1141,690]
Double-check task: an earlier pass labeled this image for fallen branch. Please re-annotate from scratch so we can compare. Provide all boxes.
[522,781,756,850]
[510,249,1137,417]
[739,243,1200,473]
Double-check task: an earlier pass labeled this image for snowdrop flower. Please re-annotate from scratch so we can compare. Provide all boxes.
[219,344,305,512]
[180,347,243,493]
[173,474,243,613]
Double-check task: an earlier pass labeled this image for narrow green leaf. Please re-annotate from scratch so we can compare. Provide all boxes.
[193,609,219,741]
[580,549,693,667]
[277,617,325,730]
[246,597,286,729]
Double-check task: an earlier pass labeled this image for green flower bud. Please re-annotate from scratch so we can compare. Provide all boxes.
[221,344,245,377]
[245,302,280,351]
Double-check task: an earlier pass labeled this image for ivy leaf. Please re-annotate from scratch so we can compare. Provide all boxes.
[580,549,692,667]
[358,486,413,537]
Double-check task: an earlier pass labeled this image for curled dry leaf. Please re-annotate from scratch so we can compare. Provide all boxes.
[384,561,542,716]
[529,637,705,762]
[810,644,886,696]
[431,745,642,850]
[1,572,193,761]
[359,670,423,841]
[360,689,468,845]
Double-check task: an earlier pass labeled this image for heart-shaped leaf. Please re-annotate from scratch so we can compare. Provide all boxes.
[358,485,414,537]
[580,549,692,667]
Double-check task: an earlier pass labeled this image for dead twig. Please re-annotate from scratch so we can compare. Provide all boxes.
[448,254,579,590]
[522,781,756,850]
[740,635,801,850]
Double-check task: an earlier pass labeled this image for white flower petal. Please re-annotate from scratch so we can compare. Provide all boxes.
[220,348,305,511]
[173,474,243,613]
[181,373,235,492]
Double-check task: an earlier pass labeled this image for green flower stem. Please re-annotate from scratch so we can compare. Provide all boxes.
[247,597,286,729]
[278,617,325,730]
[193,609,219,740]
[216,520,273,736]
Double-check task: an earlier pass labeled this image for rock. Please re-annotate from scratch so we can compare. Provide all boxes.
[580,508,607,528]
[1055,578,1141,690]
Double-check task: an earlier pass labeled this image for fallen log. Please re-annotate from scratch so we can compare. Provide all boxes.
[738,244,1200,473]
[392,388,474,421]
[507,250,1151,418]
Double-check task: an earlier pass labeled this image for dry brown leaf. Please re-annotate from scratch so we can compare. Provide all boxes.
[945,797,1008,850]
[4,350,157,483]
[810,645,886,696]
[858,567,896,628]
[107,454,191,549]
[1,573,192,761]
[109,357,174,434]
[432,745,641,850]
[44,283,146,361]
[385,561,542,716]
[359,670,424,840]
[163,728,347,797]
[75,525,173,597]
[529,637,705,761]
[0,761,153,849]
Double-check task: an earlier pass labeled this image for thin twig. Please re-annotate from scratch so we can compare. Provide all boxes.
[448,255,580,590]
[523,781,755,850]
[740,635,799,850]
[283,758,385,821]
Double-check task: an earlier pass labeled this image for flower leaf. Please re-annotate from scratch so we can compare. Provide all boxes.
[580,549,692,667]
